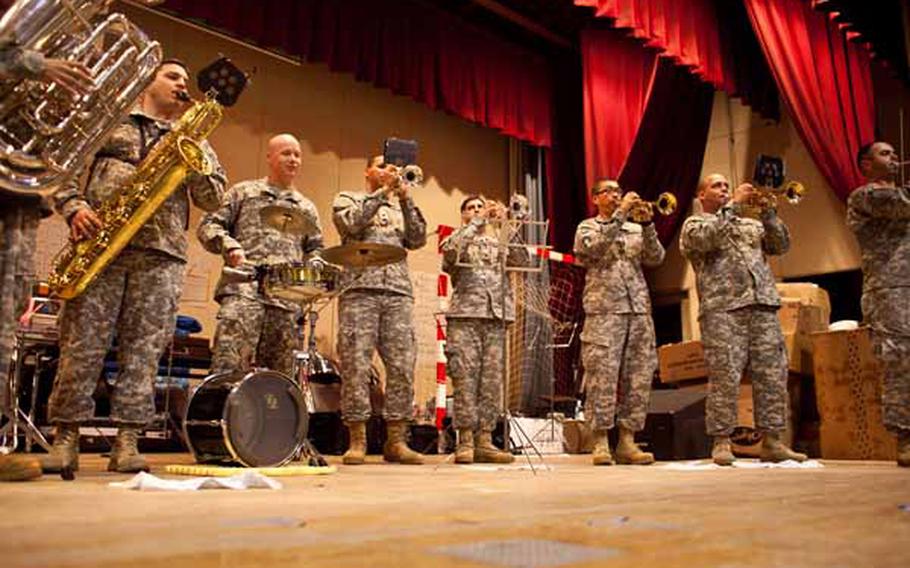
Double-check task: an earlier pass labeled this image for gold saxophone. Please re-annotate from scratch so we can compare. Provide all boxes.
[47,97,222,299]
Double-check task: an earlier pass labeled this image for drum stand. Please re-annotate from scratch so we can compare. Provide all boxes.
[292,300,331,467]
[0,333,54,454]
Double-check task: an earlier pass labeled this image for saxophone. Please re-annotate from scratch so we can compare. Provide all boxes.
[47,96,222,299]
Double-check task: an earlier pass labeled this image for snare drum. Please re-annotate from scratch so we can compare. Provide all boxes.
[183,369,307,467]
[264,262,336,302]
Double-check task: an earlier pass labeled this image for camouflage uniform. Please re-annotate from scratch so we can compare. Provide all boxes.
[847,184,910,434]
[0,43,48,409]
[574,211,665,432]
[0,200,42,410]
[441,218,528,431]
[332,188,426,422]
[0,40,45,79]
[48,110,226,426]
[680,204,790,436]
[197,179,323,377]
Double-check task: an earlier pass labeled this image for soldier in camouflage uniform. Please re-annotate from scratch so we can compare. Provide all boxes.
[574,180,664,466]
[42,60,226,474]
[442,195,529,464]
[847,141,910,467]
[0,43,90,481]
[681,173,806,465]
[198,134,323,378]
[333,154,427,465]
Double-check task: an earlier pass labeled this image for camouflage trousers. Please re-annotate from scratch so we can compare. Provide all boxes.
[445,318,505,432]
[211,295,299,378]
[701,305,788,436]
[48,250,184,426]
[863,288,910,434]
[337,290,416,423]
[0,205,39,410]
[581,314,656,432]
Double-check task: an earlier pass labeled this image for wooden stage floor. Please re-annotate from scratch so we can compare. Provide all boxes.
[1,453,908,568]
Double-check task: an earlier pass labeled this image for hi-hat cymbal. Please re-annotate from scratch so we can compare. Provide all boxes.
[321,242,406,268]
[260,205,316,235]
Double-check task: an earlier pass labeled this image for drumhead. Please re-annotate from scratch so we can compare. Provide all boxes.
[224,370,308,467]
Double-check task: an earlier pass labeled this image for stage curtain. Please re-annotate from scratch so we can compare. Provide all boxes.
[618,58,714,245]
[744,0,875,200]
[157,0,553,147]
[581,28,658,189]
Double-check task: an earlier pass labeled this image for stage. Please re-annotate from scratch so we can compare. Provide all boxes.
[2,454,907,568]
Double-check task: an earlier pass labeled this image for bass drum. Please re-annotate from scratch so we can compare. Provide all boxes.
[183,369,307,467]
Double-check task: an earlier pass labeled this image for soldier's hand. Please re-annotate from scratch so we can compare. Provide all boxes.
[70,208,102,241]
[619,191,639,213]
[225,248,246,267]
[732,183,755,205]
[42,59,93,97]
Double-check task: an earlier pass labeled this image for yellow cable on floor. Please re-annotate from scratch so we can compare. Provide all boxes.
[164,463,337,477]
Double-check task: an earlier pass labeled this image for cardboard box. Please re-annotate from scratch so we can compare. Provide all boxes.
[776,282,831,325]
[658,340,708,384]
[810,327,896,460]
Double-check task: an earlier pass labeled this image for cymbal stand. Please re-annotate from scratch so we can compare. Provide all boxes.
[0,334,52,454]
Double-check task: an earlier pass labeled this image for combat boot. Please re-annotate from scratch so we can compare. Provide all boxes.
[474,431,514,463]
[0,455,42,482]
[712,435,735,466]
[759,431,807,463]
[455,429,474,464]
[40,422,80,473]
[342,421,367,465]
[898,432,910,468]
[591,430,614,465]
[614,426,654,465]
[107,426,150,473]
[383,420,423,464]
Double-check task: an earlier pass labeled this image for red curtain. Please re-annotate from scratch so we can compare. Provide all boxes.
[157,0,553,147]
[581,29,659,190]
[576,0,725,89]
[744,0,875,200]
[618,58,714,244]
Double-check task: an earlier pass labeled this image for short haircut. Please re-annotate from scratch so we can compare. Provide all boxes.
[158,58,190,76]
[856,142,877,169]
[591,178,620,196]
[367,154,384,169]
[460,194,484,212]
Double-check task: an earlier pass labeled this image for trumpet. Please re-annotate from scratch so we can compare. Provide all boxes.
[629,192,677,223]
[746,181,806,213]
[395,164,423,186]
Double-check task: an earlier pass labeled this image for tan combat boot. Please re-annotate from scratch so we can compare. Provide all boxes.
[383,420,423,464]
[898,432,910,468]
[712,435,735,466]
[342,421,367,465]
[107,426,150,473]
[455,429,474,464]
[591,429,613,465]
[614,426,654,465]
[0,455,42,482]
[474,431,514,463]
[759,431,807,463]
[40,422,80,473]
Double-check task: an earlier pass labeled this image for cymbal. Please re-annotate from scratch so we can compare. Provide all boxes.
[260,205,316,235]
[321,242,406,269]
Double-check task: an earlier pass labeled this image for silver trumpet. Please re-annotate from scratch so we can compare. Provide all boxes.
[0,0,163,196]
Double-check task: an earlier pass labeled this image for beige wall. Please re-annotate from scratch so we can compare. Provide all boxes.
[35,6,510,413]
[651,92,862,340]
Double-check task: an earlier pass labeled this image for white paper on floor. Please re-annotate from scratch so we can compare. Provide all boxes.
[109,470,283,491]
[659,459,824,471]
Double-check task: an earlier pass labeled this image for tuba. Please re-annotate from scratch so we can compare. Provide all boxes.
[48,57,248,299]
[0,0,163,196]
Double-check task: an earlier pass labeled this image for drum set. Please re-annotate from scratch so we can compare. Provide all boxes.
[183,204,405,468]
